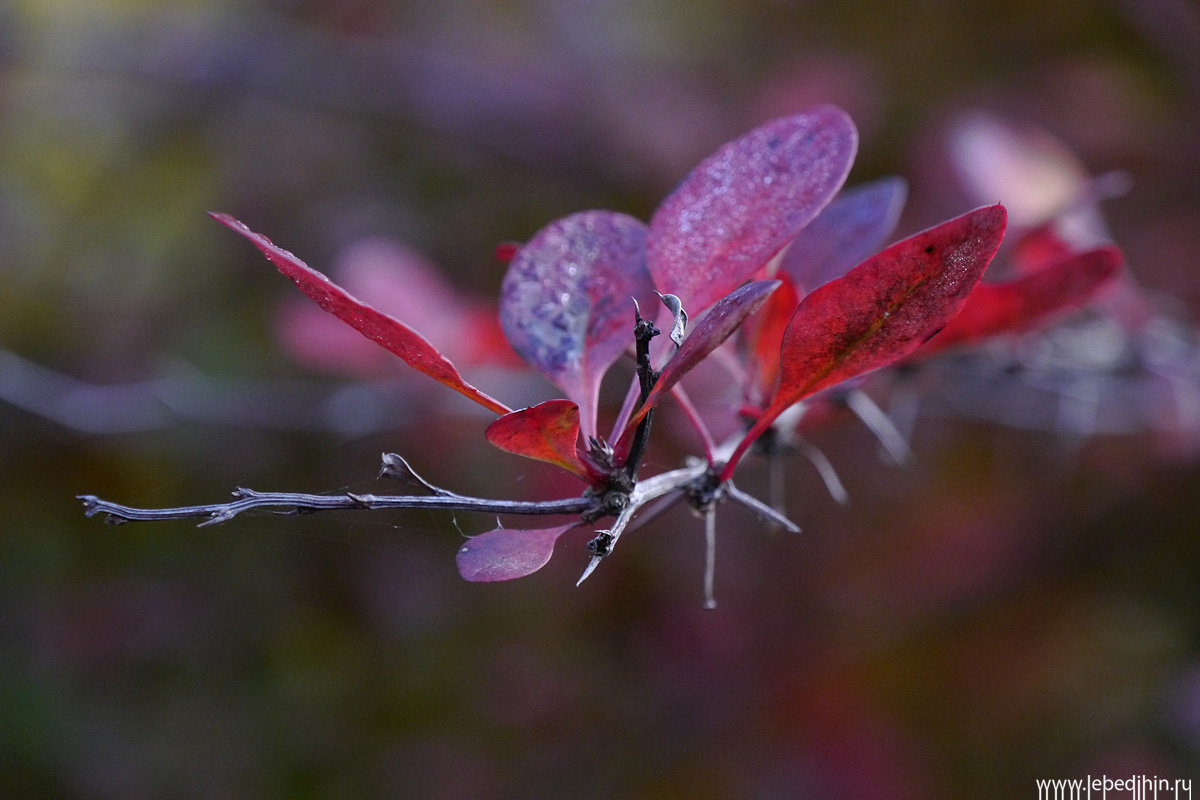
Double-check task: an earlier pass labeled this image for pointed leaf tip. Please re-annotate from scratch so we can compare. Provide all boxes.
[773,203,1006,406]
[918,244,1123,355]
[210,212,511,415]
[722,204,1006,479]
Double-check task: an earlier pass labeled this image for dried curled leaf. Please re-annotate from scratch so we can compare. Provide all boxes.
[627,280,780,430]
[657,292,688,348]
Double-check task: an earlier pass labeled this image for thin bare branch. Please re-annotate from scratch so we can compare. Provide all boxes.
[79,488,594,527]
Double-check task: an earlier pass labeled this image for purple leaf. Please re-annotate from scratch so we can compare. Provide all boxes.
[500,210,655,436]
[485,399,590,480]
[626,280,781,430]
[722,205,1007,479]
[456,524,578,582]
[783,176,908,290]
[210,213,512,415]
[646,106,858,313]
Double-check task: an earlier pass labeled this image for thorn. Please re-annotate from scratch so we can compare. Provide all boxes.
[703,507,718,609]
[726,482,802,533]
[845,389,913,465]
[795,439,850,505]
[576,556,602,586]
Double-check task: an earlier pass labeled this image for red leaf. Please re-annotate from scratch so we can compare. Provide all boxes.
[485,399,590,480]
[918,245,1123,356]
[456,524,578,582]
[626,280,780,430]
[211,213,512,415]
[1010,224,1077,273]
[646,106,857,313]
[722,205,1007,479]
[494,241,521,263]
[499,210,655,436]
[274,237,519,376]
[742,276,801,402]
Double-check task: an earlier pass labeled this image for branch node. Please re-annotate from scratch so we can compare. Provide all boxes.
[587,530,615,557]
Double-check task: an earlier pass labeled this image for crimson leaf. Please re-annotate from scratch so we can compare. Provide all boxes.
[722,204,1007,479]
[742,275,802,403]
[646,106,857,313]
[917,245,1122,356]
[456,524,579,582]
[499,210,655,437]
[484,399,590,480]
[211,212,511,415]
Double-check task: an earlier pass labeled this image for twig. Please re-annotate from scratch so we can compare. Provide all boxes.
[79,486,594,527]
[574,461,803,585]
[622,298,662,481]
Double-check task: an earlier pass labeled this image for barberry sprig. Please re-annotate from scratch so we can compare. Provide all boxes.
[81,105,1124,598]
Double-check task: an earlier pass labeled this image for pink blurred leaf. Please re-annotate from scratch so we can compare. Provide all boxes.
[918,245,1123,356]
[948,111,1124,251]
[211,212,512,415]
[485,399,590,479]
[950,112,1091,230]
[723,205,1007,478]
[783,176,907,290]
[627,280,780,429]
[275,238,479,377]
[646,106,857,313]
[456,524,578,582]
[499,210,655,436]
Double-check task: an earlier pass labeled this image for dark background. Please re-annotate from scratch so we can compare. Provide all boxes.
[3,1,1200,797]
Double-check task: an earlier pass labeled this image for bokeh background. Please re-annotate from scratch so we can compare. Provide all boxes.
[4,0,1200,797]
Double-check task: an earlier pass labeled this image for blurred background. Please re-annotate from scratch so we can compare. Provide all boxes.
[4,0,1200,797]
